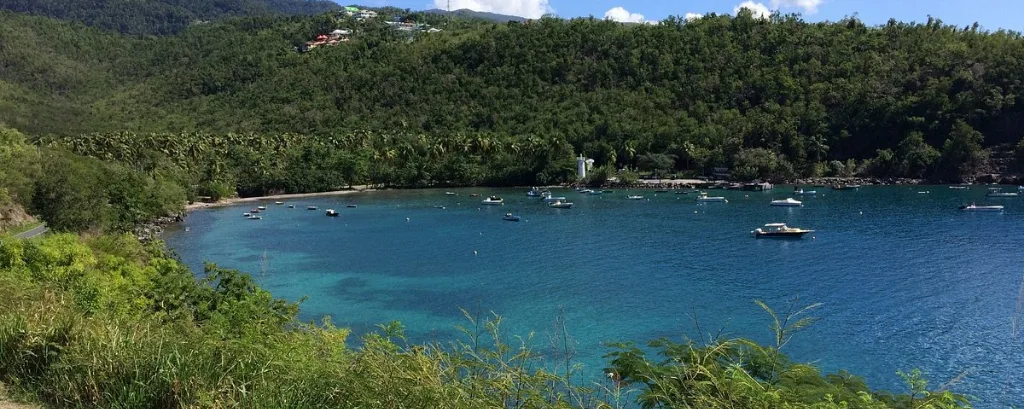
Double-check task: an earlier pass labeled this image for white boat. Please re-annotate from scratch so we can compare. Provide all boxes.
[588,190,603,195]
[307,205,318,210]
[578,189,593,194]
[986,188,1019,197]
[793,189,816,195]
[287,204,295,208]
[548,201,573,209]
[275,201,284,205]
[542,195,567,203]
[960,204,1004,212]
[696,192,727,203]
[626,195,644,200]
[526,188,547,197]
[949,186,969,190]
[445,192,457,196]
[503,213,521,222]
[1019,185,1024,191]
[481,196,504,205]
[247,214,262,220]
[770,198,803,207]
[257,206,267,210]
[326,209,339,217]
[751,223,813,238]
[242,212,251,217]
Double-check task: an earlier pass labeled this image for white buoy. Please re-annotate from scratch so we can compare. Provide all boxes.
[406,217,410,222]
[473,250,478,255]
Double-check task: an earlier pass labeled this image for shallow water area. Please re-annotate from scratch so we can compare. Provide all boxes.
[165,185,1024,406]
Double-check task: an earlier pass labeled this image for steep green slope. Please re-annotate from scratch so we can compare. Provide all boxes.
[1,11,1023,182]
[0,0,340,35]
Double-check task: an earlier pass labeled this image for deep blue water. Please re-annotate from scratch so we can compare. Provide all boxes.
[164,186,1024,406]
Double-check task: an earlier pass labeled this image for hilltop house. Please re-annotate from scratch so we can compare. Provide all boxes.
[299,29,352,52]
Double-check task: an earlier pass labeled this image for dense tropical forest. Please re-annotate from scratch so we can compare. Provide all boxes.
[0,4,1019,407]
[0,0,340,34]
[2,9,1024,192]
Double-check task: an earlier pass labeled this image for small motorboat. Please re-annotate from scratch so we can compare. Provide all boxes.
[627,195,644,200]
[986,188,1019,198]
[578,189,593,194]
[588,190,603,195]
[257,206,267,210]
[917,191,930,194]
[481,196,504,205]
[1019,185,1024,191]
[696,192,727,203]
[288,204,295,208]
[434,205,446,209]
[770,198,803,207]
[247,214,262,220]
[548,201,573,209]
[526,188,544,197]
[250,209,261,214]
[326,209,339,217]
[949,186,969,190]
[275,201,284,205]
[307,206,318,210]
[752,223,813,238]
[469,193,479,197]
[243,212,251,217]
[542,195,567,203]
[346,204,357,208]
[503,213,521,222]
[445,192,457,196]
[960,204,1004,212]
[793,188,817,195]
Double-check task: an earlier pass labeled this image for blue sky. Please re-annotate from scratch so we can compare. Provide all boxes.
[354,0,1023,31]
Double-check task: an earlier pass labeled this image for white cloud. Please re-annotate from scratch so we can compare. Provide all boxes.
[603,6,647,23]
[684,12,703,21]
[771,0,823,14]
[433,0,552,19]
[733,1,771,19]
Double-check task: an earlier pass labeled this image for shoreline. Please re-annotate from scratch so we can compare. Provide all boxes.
[185,188,373,212]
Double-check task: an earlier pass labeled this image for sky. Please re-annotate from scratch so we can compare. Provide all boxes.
[354,0,1023,31]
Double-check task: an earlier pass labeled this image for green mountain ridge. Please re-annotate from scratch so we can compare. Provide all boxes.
[1,9,1023,183]
[0,0,341,34]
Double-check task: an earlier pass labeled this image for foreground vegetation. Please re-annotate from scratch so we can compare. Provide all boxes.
[0,234,971,408]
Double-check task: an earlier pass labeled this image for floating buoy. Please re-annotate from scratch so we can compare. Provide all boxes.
[473,250,478,255]
[859,211,863,215]
[406,217,410,222]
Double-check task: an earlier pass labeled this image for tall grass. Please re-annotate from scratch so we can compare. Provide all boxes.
[0,234,973,409]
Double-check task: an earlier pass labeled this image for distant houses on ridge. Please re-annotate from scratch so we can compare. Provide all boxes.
[298,8,443,53]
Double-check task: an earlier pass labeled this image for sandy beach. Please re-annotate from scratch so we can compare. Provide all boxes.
[185,188,372,211]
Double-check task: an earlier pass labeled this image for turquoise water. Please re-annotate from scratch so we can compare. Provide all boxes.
[164,186,1024,406]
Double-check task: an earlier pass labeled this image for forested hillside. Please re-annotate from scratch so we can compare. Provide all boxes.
[1,10,1024,186]
[0,0,340,34]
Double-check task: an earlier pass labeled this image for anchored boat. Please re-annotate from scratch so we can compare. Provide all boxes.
[752,223,813,238]
[986,188,1019,198]
[770,198,803,207]
[503,213,521,222]
[696,192,728,203]
[481,196,504,205]
[959,204,1004,212]
[548,201,573,209]
[326,209,339,217]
